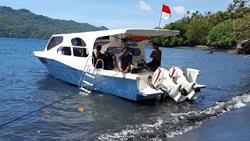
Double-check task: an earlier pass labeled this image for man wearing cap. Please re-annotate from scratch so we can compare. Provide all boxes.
[118,46,133,73]
[146,42,162,71]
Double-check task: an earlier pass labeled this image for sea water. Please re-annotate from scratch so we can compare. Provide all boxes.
[0,37,250,141]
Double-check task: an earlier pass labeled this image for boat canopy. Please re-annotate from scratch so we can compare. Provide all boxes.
[122,29,179,37]
[53,28,179,42]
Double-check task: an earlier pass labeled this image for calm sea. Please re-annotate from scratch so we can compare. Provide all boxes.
[0,37,250,141]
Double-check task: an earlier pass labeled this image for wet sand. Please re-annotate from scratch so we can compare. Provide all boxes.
[171,102,250,141]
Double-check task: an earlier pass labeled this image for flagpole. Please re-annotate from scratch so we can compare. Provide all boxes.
[158,9,162,29]
[170,13,171,23]
[158,2,164,29]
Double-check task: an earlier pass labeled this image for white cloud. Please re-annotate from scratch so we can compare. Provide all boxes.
[228,0,234,4]
[173,6,187,16]
[136,1,152,12]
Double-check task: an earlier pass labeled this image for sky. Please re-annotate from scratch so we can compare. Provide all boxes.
[0,0,236,29]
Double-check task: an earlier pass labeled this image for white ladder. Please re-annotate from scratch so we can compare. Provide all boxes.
[78,57,104,93]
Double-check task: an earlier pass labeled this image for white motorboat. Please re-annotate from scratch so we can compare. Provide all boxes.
[34,28,205,102]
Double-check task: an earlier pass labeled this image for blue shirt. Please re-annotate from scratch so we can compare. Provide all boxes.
[118,53,132,70]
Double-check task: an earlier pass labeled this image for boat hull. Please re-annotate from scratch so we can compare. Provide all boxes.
[38,57,161,101]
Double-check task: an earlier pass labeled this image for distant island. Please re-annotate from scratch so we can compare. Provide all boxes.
[0,6,108,39]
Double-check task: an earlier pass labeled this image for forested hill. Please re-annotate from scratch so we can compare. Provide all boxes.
[0,6,108,39]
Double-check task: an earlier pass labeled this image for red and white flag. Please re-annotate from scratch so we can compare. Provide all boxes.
[161,3,171,20]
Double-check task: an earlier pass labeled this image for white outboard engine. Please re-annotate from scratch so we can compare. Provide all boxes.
[151,67,186,102]
[151,67,201,102]
[169,66,196,100]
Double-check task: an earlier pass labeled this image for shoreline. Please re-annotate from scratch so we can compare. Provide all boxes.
[162,45,250,56]
[0,37,249,56]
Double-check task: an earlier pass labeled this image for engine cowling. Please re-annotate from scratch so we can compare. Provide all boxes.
[152,67,185,102]
[151,67,199,102]
[169,66,195,94]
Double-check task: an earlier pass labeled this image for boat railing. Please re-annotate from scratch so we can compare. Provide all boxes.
[94,59,104,70]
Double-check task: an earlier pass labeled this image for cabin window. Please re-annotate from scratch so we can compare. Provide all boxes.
[47,36,63,50]
[57,47,71,56]
[97,36,110,40]
[73,47,89,57]
[71,38,86,47]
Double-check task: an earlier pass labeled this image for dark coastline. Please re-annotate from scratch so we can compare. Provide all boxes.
[160,45,250,55]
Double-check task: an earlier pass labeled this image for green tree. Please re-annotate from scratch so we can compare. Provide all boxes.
[207,19,237,48]
[234,13,250,42]
[185,15,210,45]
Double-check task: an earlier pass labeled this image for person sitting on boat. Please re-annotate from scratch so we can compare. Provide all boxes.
[93,45,105,68]
[118,46,133,73]
[145,42,161,71]
[103,51,115,70]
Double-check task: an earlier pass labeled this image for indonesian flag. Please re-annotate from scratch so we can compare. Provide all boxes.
[161,3,171,20]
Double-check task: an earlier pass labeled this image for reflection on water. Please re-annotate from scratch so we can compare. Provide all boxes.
[0,38,250,140]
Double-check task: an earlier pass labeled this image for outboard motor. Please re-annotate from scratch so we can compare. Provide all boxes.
[169,67,195,93]
[151,67,186,102]
[169,66,198,100]
[151,67,201,102]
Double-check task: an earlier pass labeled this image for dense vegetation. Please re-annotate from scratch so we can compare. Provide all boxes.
[152,0,250,51]
[0,6,108,39]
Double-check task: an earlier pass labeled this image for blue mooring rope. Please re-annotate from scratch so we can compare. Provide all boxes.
[0,93,77,128]
[0,70,145,128]
[0,70,120,129]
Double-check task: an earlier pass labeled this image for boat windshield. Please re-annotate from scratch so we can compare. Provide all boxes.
[71,37,86,47]
[47,36,63,50]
